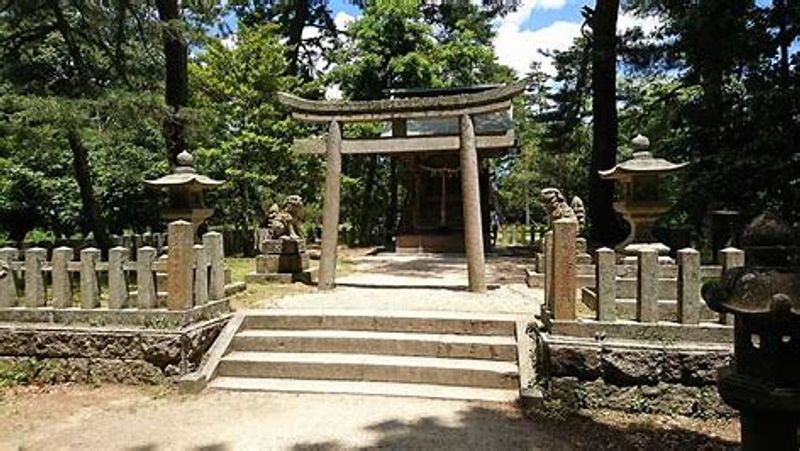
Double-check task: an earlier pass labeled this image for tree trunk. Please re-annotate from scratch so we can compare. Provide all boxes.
[67,129,112,251]
[386,157,398,245]
[588,0,620,246]
[358,155,378,245]
[155,0,188,166]
[774,0,790,83]
[285,0,310,78]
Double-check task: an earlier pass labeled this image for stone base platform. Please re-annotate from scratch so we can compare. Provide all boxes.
[245,269,314,285]
[531,330,735,418]
[248,238,313,285]
[0,315,230,384]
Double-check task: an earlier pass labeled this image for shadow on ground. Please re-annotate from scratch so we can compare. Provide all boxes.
[287,405,739,451]
[336,282,501,291]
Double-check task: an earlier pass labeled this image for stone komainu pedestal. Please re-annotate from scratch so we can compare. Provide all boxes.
[246,238,312,284]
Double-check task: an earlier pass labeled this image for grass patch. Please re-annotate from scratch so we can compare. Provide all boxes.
[223,254,360,310]
[0,359,40,388]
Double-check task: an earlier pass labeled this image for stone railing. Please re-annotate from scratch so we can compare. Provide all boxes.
[0,221,229,326]
[1,226,261,258]
[496,223,536,247]
[542,218,736,343]
[1,232,169,256]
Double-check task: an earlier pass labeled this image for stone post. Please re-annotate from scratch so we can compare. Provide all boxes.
[596,247,616,322]
[318,120,342,291]
[193,244,209,305]
[0,247,19,307]
[25,247,47,307]
[51,247,73,308]
[155,233,165,254]
[718,247,745,325]
[636,248,658,322]
[543,231,554,311]
[80,248,101,309]
[677,248,701,324]
[108,246,129,309]
[459,114,487,293]
[203,232,225,300]
[168,220,194,310]
[552,218,578,320]
[136,246,157,308]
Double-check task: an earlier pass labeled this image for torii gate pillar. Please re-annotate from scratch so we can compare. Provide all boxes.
[460,114,487,293]
[318,120,341,290]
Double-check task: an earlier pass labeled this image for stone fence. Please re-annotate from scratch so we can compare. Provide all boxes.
[0,226,260,258]
[0,221,229,327]
[532,218,737,418]
[542,218,736,342]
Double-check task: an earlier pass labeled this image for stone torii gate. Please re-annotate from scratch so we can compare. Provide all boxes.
[277,81,527,293]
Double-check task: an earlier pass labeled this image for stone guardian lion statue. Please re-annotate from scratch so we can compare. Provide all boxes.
[268,195,304,239]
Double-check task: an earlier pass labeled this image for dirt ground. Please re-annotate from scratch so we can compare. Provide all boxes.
[0,385,739,450]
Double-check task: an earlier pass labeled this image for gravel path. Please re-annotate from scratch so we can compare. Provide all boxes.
[264,254,543,314]
[1,387,566,450]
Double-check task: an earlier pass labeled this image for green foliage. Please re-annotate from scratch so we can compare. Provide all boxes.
[0,359,41,387]
[191,24,324,229]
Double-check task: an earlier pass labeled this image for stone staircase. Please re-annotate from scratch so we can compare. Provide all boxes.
[197,310,532,402]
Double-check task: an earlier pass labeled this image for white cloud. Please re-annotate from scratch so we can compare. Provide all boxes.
[493,0,580,77]
[334,11,356,31]
[493,4,662,78]
[221,33,237,49]
[325,84,343,100]
[494,20,582,77]
[617,11,661,36]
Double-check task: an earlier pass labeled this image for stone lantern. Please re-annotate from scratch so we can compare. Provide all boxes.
[145,150,223,240]
[702,214,800,450]
[599,134,687,258]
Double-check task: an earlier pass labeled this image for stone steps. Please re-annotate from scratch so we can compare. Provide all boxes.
[208,377,519,402]
[232,330,517,361]
[198,310,531,402]
[241,310,518,336]
[217,351,519,389]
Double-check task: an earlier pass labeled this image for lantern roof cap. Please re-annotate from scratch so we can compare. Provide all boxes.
[599,135,688,179]
[144,151,223,189]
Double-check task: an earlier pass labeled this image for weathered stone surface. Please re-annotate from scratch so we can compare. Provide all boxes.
[193,244,209,305]
[25,247,47,307]
[256,254,280,273]
[543,231,553,309]
[677,248,701,324]
[0,357,166,385]
[260,238,307,256]
[544,338,732,387]
[255,254,309,274]
[552,219,578,320]
[318,120,342,291]
[167,221,194,310]
[460,113,487,293]
[0,247,18,308]
[548,344,602,381]
[203,232,225,301]
[545,377,735,418]
[717,247,745,325]
[108,247,129,309]
[80,248,101,309]
[0,316,228,383]
[136,247,158,308]
[637,249,658,322]
[595,247,616,321]
[51,247,73,308]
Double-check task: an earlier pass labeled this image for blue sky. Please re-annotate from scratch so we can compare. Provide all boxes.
[327,0,659,76]
[326,0,790,78]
